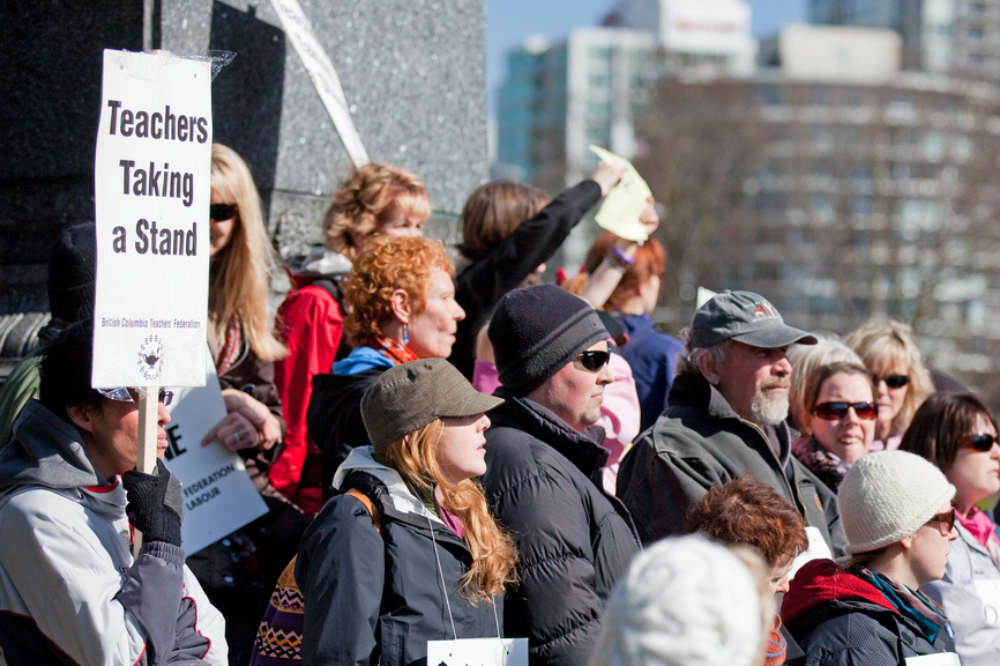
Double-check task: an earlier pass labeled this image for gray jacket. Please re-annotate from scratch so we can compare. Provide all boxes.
[617,373,847,556]
[921,520,1000,666]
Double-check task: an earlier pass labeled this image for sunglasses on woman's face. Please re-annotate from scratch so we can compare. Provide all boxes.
[811,401,878,421]
[874,374,910,389]
[209,203,238,221]
[925,510,956,536]
[965,433,998,452]
[574,350,611,373]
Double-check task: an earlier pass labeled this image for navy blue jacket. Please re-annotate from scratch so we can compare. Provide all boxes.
[296,452,501,666]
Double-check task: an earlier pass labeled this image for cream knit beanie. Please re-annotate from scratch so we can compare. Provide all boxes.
[589,535,764,666]
[838,450,956,555]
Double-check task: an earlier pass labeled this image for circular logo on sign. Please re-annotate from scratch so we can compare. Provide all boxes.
[137,335,163,382]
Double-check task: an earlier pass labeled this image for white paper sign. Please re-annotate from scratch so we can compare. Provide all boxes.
[426,638,528,666]
[904,653,961,665]
[790,526,834,577]
[92,49,212,388]
[163,358,268,554]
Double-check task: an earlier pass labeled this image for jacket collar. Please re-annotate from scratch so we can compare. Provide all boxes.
[491,388,610,479]
[667,373,794,465]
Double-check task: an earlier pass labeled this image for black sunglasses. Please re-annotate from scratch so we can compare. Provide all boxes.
[575,350,611,372]
[812,401,878,421]
[966,433,998,452]
[209,203,238,221]
[925,510,956,535]
[874,374,910,389]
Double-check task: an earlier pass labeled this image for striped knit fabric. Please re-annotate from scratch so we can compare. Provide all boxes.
[766,616,787,666]
[249,557,304,665]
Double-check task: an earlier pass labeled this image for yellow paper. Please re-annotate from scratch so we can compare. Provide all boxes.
[589,145,652,242]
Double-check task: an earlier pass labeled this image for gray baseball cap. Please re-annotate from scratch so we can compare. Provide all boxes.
[361,358,504,450]
[689,290,817,349]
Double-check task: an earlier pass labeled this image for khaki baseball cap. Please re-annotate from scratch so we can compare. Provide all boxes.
[360,358,504,450]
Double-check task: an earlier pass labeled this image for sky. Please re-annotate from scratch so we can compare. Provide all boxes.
[485,0,807,107]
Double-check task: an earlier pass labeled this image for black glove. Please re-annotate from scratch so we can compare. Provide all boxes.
[122,458,184,547]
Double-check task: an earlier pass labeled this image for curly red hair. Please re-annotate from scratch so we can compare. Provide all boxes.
[345,236,454,348]
[683,475,808,568]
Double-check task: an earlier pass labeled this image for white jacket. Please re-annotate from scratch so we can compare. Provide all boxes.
[0,400,227,665]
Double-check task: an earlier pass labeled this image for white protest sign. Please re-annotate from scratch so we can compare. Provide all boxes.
[904,654,961,665]
[426,637,528,666]
[93,49,211,389]
[163,357,268,554]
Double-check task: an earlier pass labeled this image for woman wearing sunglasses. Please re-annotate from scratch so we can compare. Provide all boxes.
[791,362,877,491]
[783,450,959,664]
[846,320,933,451]
[200,143,296,663]
[899,392,1000,666]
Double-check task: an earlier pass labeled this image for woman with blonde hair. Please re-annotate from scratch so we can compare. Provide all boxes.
[846,320,933,450]
[308,236,465,497]
[296,358,517,665]
[197,143,293,664]
[273,163,430,514]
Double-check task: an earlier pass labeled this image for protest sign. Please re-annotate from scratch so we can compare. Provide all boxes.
[427,638,528,666]
[164,358,268,555]
[589,145,653,243]
[92,49,212,389]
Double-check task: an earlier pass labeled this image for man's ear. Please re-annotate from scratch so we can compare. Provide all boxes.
[696,351,721,386]
[390,288,412,323]
[66,404,98,434]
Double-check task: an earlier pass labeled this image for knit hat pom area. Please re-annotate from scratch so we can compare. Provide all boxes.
[837,450,956,555]
[488,285,608,396]
[591,535,763,666]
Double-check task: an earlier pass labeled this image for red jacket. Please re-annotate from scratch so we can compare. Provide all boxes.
[272,271,345,515]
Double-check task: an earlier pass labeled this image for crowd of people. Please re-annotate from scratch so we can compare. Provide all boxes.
[0,144,996,666]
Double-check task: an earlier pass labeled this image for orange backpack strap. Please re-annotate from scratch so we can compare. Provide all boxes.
[345,488,383,537]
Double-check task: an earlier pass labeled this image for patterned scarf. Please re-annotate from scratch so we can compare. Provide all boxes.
[765,615,787,666]
[377,337,419,365]
[956,506,1000,567]
[790,436,852,492]
[215,312,242,375]
[853,565,950,643]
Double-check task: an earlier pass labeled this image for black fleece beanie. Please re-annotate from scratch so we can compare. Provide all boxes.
[488,284,608,397]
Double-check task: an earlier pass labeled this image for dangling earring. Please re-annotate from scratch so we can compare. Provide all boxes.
[401,324,409,346]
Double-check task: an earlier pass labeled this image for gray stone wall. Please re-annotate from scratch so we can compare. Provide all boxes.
[0,0,487,317]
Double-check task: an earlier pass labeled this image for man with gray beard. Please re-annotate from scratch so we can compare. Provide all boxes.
[617,290,847,558]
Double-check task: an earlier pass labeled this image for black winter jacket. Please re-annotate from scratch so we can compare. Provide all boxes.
[784,560,955,665]
[296,448,502,666]
[617,373,847,556]
[789,599,953,665]
[450,180,602,379]
[307,366,385,499]
[480,388,640,666]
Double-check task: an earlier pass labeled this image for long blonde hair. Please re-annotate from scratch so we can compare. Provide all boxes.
[209,143,287,361]
[381,419,518,602]
[846,320,932,439]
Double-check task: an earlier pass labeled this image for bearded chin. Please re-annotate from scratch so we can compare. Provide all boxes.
[750,390,789,427]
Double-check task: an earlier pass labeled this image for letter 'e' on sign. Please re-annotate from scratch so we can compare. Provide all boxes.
[92,49,212,389]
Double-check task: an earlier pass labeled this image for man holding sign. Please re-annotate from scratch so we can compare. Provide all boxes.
[0,323,227,665]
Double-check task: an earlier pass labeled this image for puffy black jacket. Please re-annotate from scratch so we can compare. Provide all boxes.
[616,373,847,556]
[480,388,640,666]
[296,449,502,666]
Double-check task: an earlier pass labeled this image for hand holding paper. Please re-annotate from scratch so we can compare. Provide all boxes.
[589,145,653,242]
